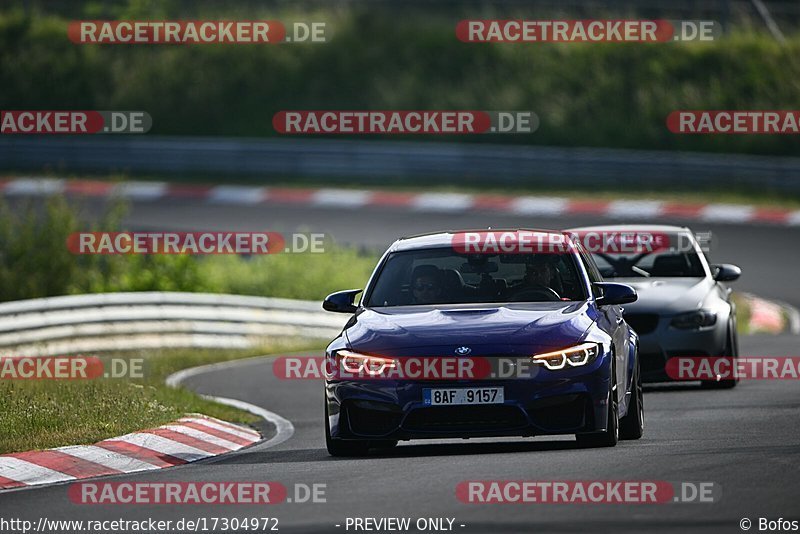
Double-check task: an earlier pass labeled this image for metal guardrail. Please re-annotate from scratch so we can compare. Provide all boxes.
[1,290,796,357]
[2,137,799,192]
[0,292,347,356]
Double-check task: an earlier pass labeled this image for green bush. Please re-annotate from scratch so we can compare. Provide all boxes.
[0,196,378,302]
[0,197,215,300]
[0,197,128,300]
[0,9,799,155]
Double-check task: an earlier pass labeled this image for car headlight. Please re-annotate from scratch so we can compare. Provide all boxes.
[530,343,600,370]
[670,310,717,329]
[337,349,397,376]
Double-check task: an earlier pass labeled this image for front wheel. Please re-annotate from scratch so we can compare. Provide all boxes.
[701,325,739,390]
[619,359,644,440]
[325,402,369,457]
[577,370,619,448]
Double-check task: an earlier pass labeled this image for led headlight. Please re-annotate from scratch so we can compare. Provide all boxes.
[670,310,717,329]
[337,349,397,376]
[530,343,600,370]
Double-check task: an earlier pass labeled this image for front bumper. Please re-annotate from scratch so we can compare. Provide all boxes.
[626,314,727,382]
[325,356,612,440]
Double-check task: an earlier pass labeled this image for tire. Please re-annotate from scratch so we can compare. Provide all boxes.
[619,359,644,440]
[325,402,370,457]
[577,363,619,448]
[701,324,739,390]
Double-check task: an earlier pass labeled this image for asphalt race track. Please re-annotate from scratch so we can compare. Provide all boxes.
[2,198,799,533]
[121,199,800,307]
[2,335,798,533]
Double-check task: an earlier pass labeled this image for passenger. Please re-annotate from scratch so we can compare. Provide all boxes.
[410,265,444,304]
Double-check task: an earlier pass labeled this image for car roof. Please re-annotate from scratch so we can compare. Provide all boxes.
[566,224,692,233]
[389,228,569,252]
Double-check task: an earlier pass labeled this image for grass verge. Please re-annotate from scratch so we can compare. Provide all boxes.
[731,293,752,336]
[0,339,322,455]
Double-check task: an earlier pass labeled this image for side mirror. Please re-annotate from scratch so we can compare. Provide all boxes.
[711,264,741,282]
[594,282,638,306]
[323,289,362,314]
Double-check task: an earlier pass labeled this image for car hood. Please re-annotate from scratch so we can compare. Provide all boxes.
[344,302,595,356]
[613,277,713,314]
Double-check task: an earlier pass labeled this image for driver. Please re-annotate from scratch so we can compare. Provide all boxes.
[514,255,562,298]
[410,265,444,304]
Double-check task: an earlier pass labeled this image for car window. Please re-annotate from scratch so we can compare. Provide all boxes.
[365,247,588,306]
[584,231,706,278]
[592,250,705,278]
[574,241,604,298]
[575,242,603,282]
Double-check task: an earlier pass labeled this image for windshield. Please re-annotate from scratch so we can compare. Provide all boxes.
[365,247,588,306]
[591,240,706,278]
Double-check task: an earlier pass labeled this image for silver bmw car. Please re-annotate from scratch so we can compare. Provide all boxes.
[566,224,741,388]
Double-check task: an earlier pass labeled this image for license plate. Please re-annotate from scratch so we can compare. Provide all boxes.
[423,387,504,406]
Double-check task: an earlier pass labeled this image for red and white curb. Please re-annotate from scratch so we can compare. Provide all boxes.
[4,177,800,226]
[0,415,260,491]
[742,293,800,335]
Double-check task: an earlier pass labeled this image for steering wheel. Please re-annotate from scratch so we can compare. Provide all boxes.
[510,286,561,302]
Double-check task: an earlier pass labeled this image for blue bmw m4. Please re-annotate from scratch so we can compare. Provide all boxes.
[322,230,643,456]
